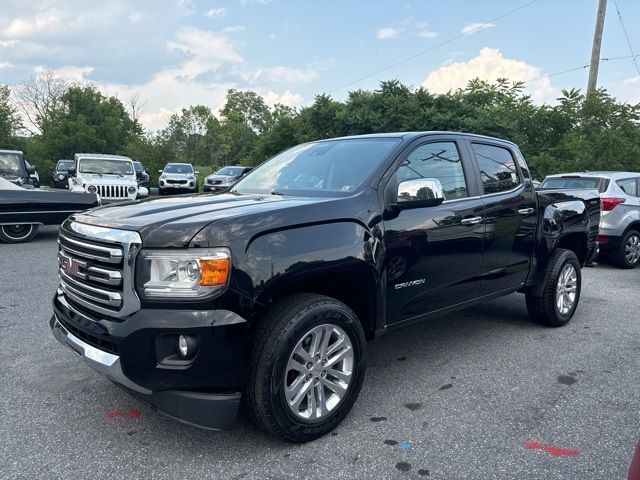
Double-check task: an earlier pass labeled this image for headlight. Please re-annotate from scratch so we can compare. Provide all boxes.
[137,248,231,300]
[58,174,65,180]
[87,185,97,194]
[128,186,137,194]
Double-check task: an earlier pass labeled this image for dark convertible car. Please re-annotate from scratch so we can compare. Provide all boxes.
[0,177,99,243]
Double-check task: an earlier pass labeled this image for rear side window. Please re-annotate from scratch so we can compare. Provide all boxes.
[617,178,638,196]
[471,143,520,194]
[395,141,468,200]
[540,176,607,192]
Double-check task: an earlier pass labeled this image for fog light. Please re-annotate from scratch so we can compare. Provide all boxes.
[178,335,188,357]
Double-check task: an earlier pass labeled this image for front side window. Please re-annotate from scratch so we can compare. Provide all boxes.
[617,178,638,197]
[472,143,520,194]
[78,159,134,175]
[394,141,468,200]
[234,138,401,197]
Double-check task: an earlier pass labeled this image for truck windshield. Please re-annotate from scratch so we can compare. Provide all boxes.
[79,158,134,175]
[0,152,24,175]
[540,176,607,192]
[233,138,401,196]
[164,164,193,174]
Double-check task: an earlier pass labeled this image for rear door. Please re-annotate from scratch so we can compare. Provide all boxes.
[465,139,537,294]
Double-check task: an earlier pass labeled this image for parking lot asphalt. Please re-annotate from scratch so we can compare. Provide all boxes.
[1,225,640,479]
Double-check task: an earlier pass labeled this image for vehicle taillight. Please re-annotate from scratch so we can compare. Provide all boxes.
[601,197,625,212]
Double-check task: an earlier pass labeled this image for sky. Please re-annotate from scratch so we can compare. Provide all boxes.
[1,0,639,130]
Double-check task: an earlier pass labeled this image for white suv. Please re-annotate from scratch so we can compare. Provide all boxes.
[69,154,148,203]
[540,172,640,268]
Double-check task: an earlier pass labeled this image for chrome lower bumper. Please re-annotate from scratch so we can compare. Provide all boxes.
[51,314,150,394]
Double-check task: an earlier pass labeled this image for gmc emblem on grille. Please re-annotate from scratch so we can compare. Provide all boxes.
[59,253,88,280]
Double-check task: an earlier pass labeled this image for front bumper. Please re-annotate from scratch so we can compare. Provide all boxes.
[203,184,231,192]
[51,292,248,430]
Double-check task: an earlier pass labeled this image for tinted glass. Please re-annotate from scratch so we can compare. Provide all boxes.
[234,138,401,196]
[78,159,134,175]
[133,162,144,172]
[395,141,468,200]
[472,143,520,194]
[164,164,193,174]
[617,178,638,196]
[539,176,606,192]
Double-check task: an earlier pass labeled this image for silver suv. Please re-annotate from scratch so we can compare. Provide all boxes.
[540,172,640,268]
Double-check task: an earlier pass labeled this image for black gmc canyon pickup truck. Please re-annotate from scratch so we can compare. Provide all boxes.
[50,132,600,442]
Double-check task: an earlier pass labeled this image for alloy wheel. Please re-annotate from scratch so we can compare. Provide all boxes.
[284,324,354,421]
[556,263,578,315]
[625,234,640,265]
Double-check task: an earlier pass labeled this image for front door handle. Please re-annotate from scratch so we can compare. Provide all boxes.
[518,207,535,216]
[461,216,483,225]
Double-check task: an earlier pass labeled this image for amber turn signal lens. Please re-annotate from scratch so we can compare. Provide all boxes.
[198,258,230,286]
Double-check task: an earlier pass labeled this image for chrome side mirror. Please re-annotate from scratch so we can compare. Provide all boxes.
[397,178,445,208]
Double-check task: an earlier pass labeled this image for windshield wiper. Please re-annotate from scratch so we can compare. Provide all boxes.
[82,171,103,177]
[270,190,284,196]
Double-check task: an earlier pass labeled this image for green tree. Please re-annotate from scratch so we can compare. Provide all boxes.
[0,85,21,146]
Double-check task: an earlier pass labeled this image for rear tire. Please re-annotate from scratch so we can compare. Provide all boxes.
[526,248,581,327]
[611,230,640,269]
[0,224,39,243]
[246,293,366,442]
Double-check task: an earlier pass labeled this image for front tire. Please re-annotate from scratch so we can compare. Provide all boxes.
[612,230,640,269]
[526,248,581,327]
[246,294,367,442]
[0,224,39,243]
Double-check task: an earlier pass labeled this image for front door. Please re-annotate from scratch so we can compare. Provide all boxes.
[384,138,485,324]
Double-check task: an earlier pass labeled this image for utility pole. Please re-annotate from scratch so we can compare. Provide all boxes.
[587,0,607,94]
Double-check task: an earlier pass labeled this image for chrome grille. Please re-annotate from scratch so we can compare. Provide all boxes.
[97,185,128,198]
[58,220,141,317]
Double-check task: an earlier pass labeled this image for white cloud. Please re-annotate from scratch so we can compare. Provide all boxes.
[263,90,303,108]
[222,25,246,34]
[206,8,227,18]
[607,75,640,104]
[422,47,558,104]
[461,22,495,36]
[245,66,318,85]
[0,62,12,69]
[34,65,95,80]
[417,30,438,39]
[2,10,61,37]
[377,27,400,40]
[166,27,244,79]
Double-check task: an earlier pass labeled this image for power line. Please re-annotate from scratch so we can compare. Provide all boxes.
[523,54,640,84]
[326,0,538,95]
[612,0,640,76]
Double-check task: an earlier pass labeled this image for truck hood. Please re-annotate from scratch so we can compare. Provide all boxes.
[71,192,341,248]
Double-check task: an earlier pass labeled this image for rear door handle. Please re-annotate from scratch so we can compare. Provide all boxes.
[461,216,483,225]
[518,208,535,216]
